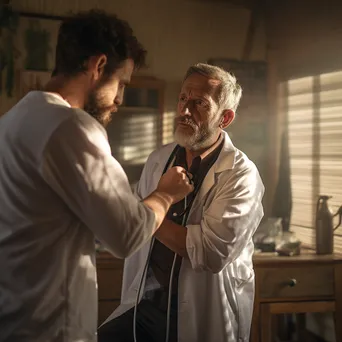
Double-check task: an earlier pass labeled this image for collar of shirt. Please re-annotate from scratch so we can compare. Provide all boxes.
[197,132,224,161]
[175,132,224,171]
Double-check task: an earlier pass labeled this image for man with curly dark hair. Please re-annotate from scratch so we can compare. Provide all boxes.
[49,10,147,127]
[0,10,193,342]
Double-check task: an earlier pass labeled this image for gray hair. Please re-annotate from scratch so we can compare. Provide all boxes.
[183,63,242,112]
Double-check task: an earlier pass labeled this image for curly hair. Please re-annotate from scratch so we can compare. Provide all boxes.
[52,10,147,77]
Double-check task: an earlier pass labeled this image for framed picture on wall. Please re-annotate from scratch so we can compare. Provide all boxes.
[16,12,63,72]
[0,10,63,112]
[3,12,64,102]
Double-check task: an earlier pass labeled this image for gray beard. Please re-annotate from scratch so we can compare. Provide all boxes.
[174,126,216,151]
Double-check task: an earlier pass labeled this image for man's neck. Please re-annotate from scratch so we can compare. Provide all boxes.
[185,132,223,169]
[44,75,88,109]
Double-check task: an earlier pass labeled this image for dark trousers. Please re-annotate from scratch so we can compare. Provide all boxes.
[97,299,177,342]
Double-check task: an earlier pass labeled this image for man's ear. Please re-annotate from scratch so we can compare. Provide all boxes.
[220,109,235,129]
[87,54,107,82]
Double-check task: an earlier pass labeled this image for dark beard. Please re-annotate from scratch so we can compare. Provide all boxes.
[84,88,112,127]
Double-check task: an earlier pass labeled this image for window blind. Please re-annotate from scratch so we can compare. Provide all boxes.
[108,107,161,165]
[283,70,342,250]
[106,107,162,184]
[106,86,163,184]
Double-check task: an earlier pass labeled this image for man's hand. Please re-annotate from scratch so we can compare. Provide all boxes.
[142,166,193,232]
[157,166,194,204]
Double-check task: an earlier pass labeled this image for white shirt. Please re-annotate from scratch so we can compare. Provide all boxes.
[0,91,156,342]
[103,132,265,342]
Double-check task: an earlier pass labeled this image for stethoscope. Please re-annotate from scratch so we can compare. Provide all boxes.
[162,145,203,220]
[133,145,200,342]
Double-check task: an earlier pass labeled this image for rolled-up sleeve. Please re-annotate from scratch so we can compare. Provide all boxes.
[186,162,264,273]
[40,113,156,259]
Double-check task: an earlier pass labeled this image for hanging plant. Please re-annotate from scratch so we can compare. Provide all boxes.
[0,2,19,97]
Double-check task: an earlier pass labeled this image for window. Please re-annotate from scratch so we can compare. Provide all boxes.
[282,71,342,251]
[106,82,164,184]
[108,107,161,166]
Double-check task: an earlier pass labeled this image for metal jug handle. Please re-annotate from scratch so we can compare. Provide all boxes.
[316,196,323,215]
[333,206,342,231]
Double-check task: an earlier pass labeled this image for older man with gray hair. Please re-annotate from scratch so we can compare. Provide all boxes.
[98,63,265,342]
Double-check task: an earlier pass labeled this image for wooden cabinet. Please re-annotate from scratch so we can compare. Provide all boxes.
[96,253,124,326]
[251,252,342,342]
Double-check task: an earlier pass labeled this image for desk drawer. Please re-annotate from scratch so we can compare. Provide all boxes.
[257,265,334,299]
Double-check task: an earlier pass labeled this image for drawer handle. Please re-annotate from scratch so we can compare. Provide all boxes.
[288,279,297,287]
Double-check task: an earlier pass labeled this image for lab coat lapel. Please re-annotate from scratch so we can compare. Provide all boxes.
[148,143,177,192]
[189,131,236,215]
[150,161,165,191]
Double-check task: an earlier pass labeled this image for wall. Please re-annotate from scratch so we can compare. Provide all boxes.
[1,0,266,120]
[267,0,342,241]
[268,0,342,79]
[265,0,342,217]
[267,1,342,340]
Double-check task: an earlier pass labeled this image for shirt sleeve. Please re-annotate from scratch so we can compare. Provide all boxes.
[186,162,264,273]
[40,113,156,259]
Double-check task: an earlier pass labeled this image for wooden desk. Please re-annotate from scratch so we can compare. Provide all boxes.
[96,251,342,341]
[251,252,342,342]
[96,253,124,325]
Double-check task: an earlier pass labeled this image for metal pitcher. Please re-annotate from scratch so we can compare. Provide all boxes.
[315,195,342,255]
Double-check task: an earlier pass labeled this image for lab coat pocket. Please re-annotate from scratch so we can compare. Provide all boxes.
[232,261,255,340]
[232,260,254,288]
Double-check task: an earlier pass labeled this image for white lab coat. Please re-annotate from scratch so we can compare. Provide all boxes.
[0,92,156,342]
[103,131,264,342]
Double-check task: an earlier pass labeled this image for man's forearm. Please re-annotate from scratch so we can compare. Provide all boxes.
[154,219,188,258]
[142,191,173,233]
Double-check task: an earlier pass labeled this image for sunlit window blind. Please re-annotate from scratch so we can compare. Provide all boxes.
[109,107,161,165]
[283,70,342,246]
[106,86,163,183]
